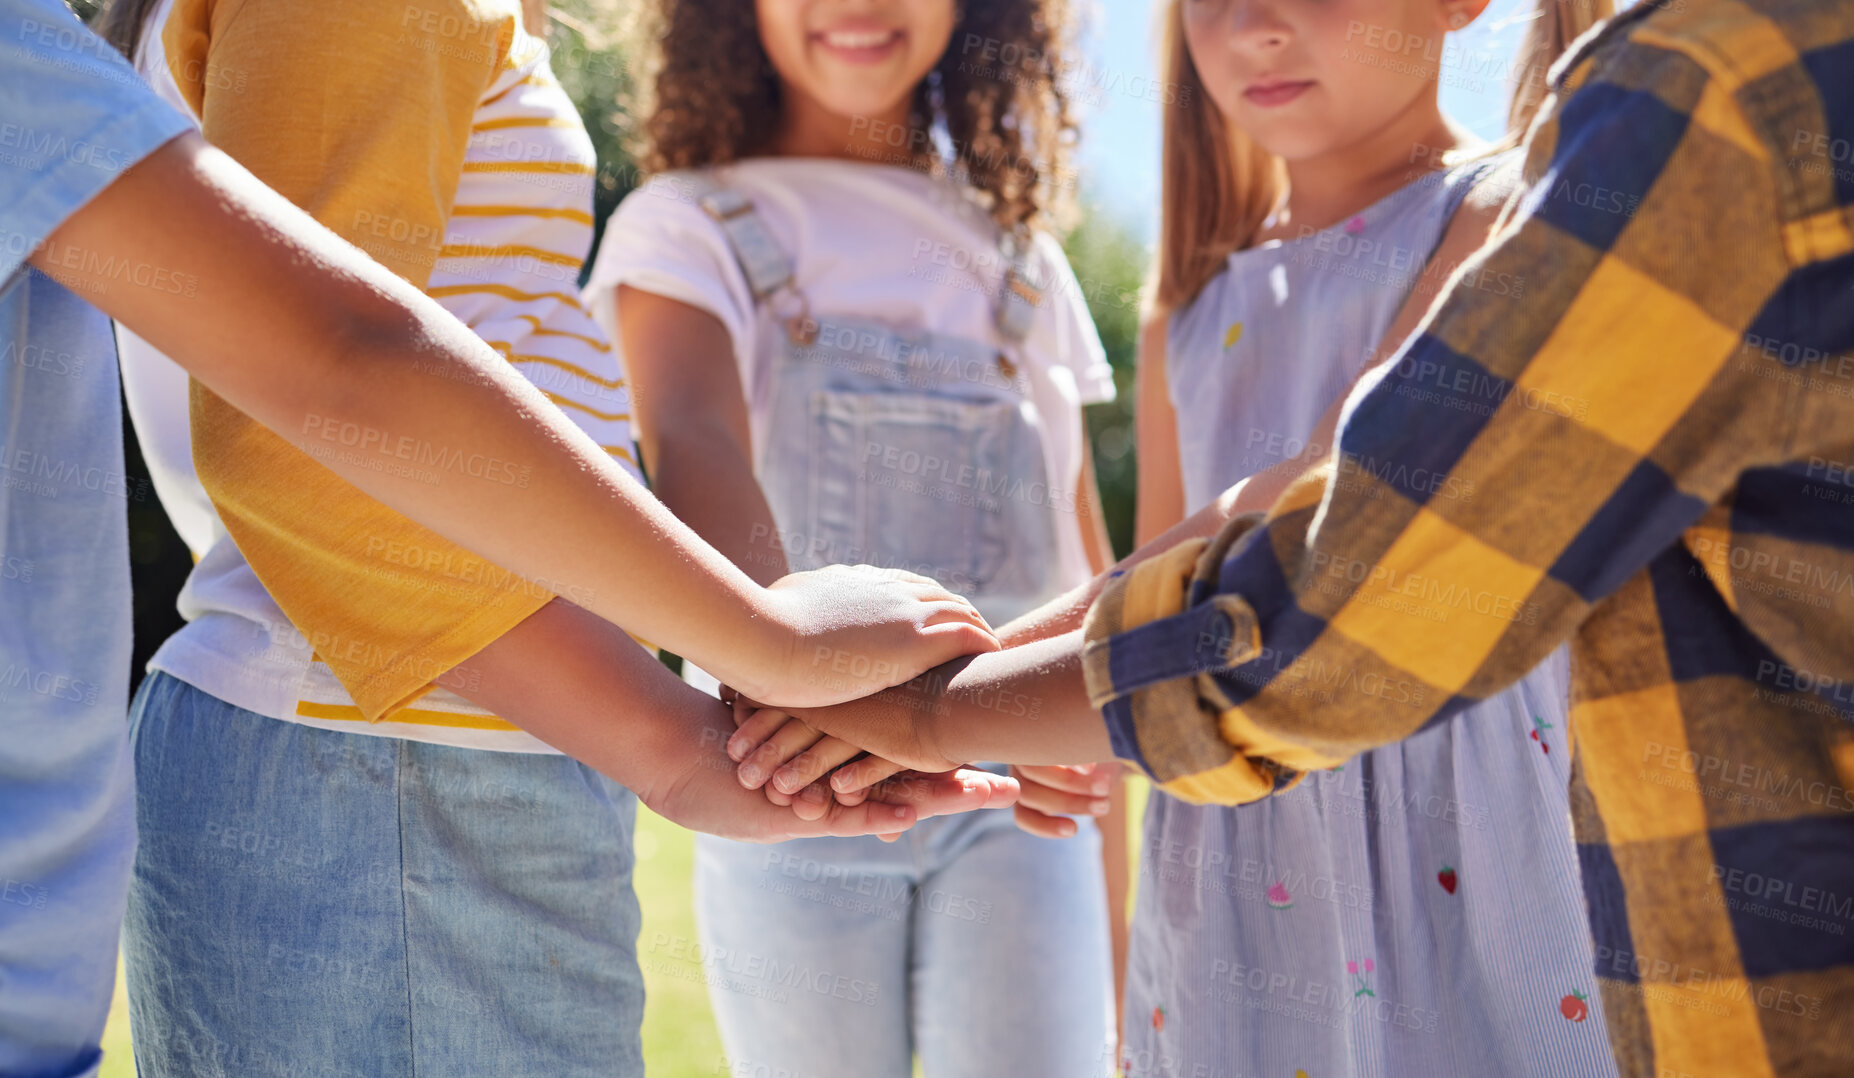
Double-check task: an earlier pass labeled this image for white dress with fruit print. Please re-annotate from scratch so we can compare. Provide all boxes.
[1119,157,1618,1078]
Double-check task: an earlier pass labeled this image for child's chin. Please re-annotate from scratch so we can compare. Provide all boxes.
[821,85,914,123]
[1245,124,1340,164]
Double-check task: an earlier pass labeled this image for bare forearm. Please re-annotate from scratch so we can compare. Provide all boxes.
[998,489,1248,647]
[455,600,1019,839]
[928,632,1109,764]
[650,427,787,587]
[798,631,1111,767]
[450,599,717,802]
[36,133,786,690]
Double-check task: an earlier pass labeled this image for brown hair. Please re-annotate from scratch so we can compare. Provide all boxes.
[628,0,1078,233]
[1152,0,1612,311]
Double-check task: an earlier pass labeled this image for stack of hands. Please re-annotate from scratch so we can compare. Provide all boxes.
[723,689,1118,841]
[708,564,1119,843]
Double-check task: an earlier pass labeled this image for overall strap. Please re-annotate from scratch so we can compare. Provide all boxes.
[993,237,1043,345]
[679,172,796,301]
[673,170,818,342]
[680,168,1042,352]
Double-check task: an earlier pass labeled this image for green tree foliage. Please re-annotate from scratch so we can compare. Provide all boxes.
[546,0,642,269]
[1060,204,1149,558]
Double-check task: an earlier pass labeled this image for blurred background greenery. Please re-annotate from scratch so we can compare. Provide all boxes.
[87,1,1151,1075]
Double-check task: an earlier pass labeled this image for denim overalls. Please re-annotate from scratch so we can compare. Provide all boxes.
[692,179,1062,627]
[685,176,1115,1078]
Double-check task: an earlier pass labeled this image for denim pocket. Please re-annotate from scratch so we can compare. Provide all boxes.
[768,388,1055,608]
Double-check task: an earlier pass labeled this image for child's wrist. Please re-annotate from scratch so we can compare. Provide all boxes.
[709,585,793,704]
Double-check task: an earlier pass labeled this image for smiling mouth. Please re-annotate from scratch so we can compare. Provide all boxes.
[1243,79,1314,108]
[815,27,905,60]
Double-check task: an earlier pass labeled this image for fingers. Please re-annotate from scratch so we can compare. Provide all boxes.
[1014,771,1112,820]
[770,735,869,796]
[1012,803,1080,839]
[778,770,1018,840]
[811,798,916,838]
[1013,763,1116,798]
[864,769,1019,820]
[894,577,995,643]
[920,601,1002,654]
[919,618,1003,659]
[728,691,762,730]
[829,755,911,797]
[725,708,793,765]
[920,598,992,631]
[736,718,825,790]
[788,782,833,822]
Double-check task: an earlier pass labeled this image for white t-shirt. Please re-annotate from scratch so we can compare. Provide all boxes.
[584,158,1115,603]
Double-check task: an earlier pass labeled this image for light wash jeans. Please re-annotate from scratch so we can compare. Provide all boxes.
[122,672,645,1078]
[694,809,1116,1078]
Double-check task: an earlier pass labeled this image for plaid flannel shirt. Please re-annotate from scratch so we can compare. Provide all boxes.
[1082,0,1854,1074]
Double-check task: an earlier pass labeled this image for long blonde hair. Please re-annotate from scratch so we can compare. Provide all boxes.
[1152,0,1612,311]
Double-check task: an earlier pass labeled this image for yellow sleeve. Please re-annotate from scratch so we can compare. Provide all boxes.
[171,0,554,720]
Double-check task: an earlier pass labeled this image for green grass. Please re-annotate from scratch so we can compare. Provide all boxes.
[98,788,1146,1077]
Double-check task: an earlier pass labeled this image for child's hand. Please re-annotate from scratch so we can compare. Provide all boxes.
[723,685,955,797]
[725,685,962,797]
[725,709,868,799]
[1008,763,1118,839]
[754,565,999,708]
[638,694,1017,842]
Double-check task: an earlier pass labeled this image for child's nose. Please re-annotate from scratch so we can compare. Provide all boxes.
[1224,0,1292,52]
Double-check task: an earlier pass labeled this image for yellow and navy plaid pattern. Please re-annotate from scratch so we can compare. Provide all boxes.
[1083,1,1854,1074]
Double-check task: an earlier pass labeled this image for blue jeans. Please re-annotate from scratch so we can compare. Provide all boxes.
[122,672,645,1078]
[693,810,1115,1078]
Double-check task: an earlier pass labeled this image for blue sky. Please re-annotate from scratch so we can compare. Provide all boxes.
[1070,0,1541,239]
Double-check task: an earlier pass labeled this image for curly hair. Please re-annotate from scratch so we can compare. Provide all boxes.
[627,0,1078,233]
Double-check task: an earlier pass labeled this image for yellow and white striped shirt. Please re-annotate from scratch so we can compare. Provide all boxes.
[118,0,640,748]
